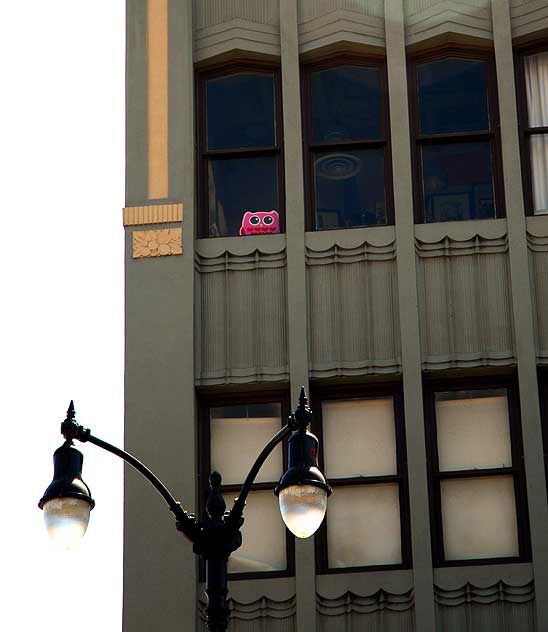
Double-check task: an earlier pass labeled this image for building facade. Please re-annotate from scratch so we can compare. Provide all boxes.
[123,1,548,630]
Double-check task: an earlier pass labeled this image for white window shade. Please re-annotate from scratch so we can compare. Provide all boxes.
[525,51,548,127]
[530,135,548,213]
[435,393,512,471]
[210,405,282,485]
[227,490,286,573]
[525,51,548,213]
[327,484,402,568]
[441,476,519,560]
[322,398,397,478]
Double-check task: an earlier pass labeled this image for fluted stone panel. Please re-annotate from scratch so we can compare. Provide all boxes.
[306,240,401,378]
[435,581,535,632]
[317,588,415,632]
[195,249,289,385]
[417,234,515,370]
[298,0,385,52]
[199,596,296,632]
[193,0,280,61]
[404,0,493,45]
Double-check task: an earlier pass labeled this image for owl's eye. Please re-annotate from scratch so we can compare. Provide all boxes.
[250,215,260,225]
[263,215,274,226]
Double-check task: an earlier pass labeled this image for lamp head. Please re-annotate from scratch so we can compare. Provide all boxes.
[39,440,94,549]
[275,389,331,538]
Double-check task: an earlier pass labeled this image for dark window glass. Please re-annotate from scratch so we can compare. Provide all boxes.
[314,148,386,229]
[208,157,278,237]
[422,142,495,222]
[304,60,392,231]
[411,52,502,223]
[198,67,283,238]
[311,66,381,142]
[417,58,489,135]
[206,74,275,150]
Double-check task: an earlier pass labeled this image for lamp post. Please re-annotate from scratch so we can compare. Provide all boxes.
[39,387,331,632]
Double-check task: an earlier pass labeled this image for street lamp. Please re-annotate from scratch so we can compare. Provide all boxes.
[39,387,331,632]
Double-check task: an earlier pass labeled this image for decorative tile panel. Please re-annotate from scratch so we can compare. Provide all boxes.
[132,228,183,258]
[123,203,183,226]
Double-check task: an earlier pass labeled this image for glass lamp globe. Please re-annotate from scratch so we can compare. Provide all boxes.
[43,496,91,549]
[278,484,328,539]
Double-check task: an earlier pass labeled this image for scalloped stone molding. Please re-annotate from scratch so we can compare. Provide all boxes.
[317,588,414,631]
[132,228,183,258]
[199,595,296,626]
[123,203,183,226]
[435,581,535,632]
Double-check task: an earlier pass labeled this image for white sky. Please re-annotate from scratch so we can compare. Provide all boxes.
[1,2,125,630]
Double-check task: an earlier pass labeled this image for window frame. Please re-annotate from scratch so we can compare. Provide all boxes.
[198,389,294,580]
[408,46,506,224]
[195,61,286,239]
[311,382,412,574]
[515,41,548,216]
[301,53,395,232]
[424,376,530,567]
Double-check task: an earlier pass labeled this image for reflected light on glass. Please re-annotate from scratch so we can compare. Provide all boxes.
[278,484,327,538]
[43,496,91,549]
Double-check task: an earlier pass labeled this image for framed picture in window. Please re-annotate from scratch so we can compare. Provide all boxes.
[430,192,471,222]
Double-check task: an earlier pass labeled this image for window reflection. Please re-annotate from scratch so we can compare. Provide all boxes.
[422,142,495,222]
[206,74,275,150]
[417,58,489,135]
[314,148,386,229]
[208,157,279,238]
[311,66,381,142]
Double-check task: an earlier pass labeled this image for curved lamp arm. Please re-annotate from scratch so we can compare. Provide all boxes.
[228,386,314,526]
[228,423,293,525]
[60,401,198,542]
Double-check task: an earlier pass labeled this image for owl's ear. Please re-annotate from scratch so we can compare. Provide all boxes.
[270,210,279,218]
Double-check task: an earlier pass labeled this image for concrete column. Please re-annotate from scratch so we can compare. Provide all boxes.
[491,2,548,629]
[279,1,318,630]
[124,0,196,630]
[385,1,436,630]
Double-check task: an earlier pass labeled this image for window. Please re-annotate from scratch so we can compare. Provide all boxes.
[199,393,293,578]
[424,380,529,565]
[302,57,393,231]
[409,50,504,223]
[516,46,548,214]
[313,386,410,572]
[197,64,284,238]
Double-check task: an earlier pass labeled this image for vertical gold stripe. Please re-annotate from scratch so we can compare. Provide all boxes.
[147,0,169,199]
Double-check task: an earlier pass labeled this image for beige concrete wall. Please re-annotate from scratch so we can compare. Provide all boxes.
[124,0,548,631]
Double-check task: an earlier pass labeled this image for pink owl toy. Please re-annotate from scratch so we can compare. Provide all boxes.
[239,210,280,236]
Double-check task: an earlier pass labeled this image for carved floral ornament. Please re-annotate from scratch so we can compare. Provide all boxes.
[132,228,182,258]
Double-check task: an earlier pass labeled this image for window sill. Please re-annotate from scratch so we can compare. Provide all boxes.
[195,232,287,257]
